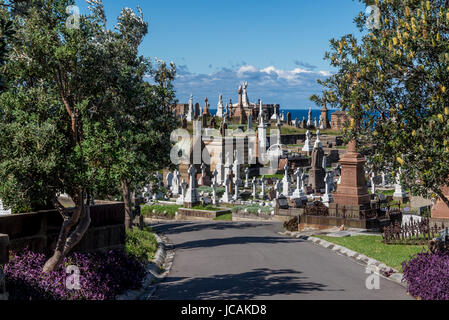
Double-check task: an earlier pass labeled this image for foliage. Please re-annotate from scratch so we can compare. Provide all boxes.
[232,204,273,215]
[402,250,449,300]
[126,227,158,262]
[3,248,146,300]
[141,203,181,218]
[313,0,449,204]
[315,235,426,271]
[198,186,225,197]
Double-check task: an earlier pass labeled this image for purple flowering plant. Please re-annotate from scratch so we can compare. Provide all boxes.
[402,250,449,300]
[3,248,146,300]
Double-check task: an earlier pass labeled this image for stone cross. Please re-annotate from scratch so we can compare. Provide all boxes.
[221,174,232,203]
[176,179,187,205]
[198,163,207,186]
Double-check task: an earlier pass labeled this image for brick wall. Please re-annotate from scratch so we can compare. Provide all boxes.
[0,202,126,255]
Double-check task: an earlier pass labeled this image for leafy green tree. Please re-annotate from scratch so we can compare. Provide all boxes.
[313,0,449,206]
[0,0,176,271]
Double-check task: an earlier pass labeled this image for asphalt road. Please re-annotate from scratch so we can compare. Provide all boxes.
[151,221,412,300]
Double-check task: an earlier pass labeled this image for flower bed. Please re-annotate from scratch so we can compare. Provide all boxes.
[402,251,449,300]
[3,249,146,300]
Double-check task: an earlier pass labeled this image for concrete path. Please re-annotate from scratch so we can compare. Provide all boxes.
[150,221,412,300]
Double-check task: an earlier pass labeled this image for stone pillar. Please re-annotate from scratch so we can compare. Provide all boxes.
[333,140,370,205]
[321,104,330,129]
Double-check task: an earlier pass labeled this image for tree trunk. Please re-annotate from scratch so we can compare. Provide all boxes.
[122,180,133,229]
[43,191,91,273]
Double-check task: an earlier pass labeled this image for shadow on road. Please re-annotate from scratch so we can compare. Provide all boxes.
[151,221,276,235]
[174,236,304,250]
[153,268,339,300]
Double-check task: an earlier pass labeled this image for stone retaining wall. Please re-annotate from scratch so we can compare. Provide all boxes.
[0,234,8,300]
[177,208,231,220]
[0,202,126,255]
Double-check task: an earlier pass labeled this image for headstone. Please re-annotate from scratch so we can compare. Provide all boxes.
[194,103,200,119]
[248,114,253,130]
[393,170,407,201]
[186,94,195,121]
[301,117,307,129]
[307,108,313,127]
[275,180,282,198]
[333,140,371,205]
[182,116,188,129]
[286,112,292,126]
[212,169,219,205]
[322,172,334,207]
[292,168,307,201]
[252,177,258,199]
[198,163,207,186]
[184,165,200,207]
[209,116,217,128]
[244,167,250,188]
[302,130,313,152]
[221,174,232,203]
[370,172,376,194]
[166,171,174,188]
[282,164,291,196]
[309,133,326,192]
[259,176,266,199]
[216,94,224,118]
[276,195,289,209]
[176,179,187,205]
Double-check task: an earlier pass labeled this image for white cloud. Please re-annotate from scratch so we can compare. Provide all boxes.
[173,63,331,109]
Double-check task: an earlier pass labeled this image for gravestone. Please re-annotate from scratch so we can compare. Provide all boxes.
[286,112,292,126]
[0,200,11,216]
[276,195,289,209]
[182,116,188,129]
[184,165,200,208]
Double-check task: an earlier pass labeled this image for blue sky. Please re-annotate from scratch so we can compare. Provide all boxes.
[76,0,366,109]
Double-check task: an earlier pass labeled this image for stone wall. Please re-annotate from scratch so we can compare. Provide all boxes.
[0,202,126,255]
[0,234,8,300]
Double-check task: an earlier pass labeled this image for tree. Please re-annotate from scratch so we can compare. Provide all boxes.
[0,0,176,271]
[313,0,449,206]
[80,6,178,228]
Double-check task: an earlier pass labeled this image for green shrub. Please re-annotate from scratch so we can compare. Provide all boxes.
[126,227,158,263]
[232,204,272,215]
[141,204,181,218]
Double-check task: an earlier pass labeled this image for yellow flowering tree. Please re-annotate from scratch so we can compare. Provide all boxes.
[314,0,449,206]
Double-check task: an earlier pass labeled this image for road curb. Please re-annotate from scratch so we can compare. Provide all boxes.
[280,231,406,288]
[117,232,175,300]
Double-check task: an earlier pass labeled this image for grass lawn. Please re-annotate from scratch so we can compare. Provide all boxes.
[141,203,182,218]
[314,235,426,271]
[126,227,158,262]
[214,213,233,221]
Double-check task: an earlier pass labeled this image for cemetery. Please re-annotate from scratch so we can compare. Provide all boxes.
[0,0,448,303]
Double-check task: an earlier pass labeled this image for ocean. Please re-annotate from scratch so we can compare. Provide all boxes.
[208,108,337,121]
